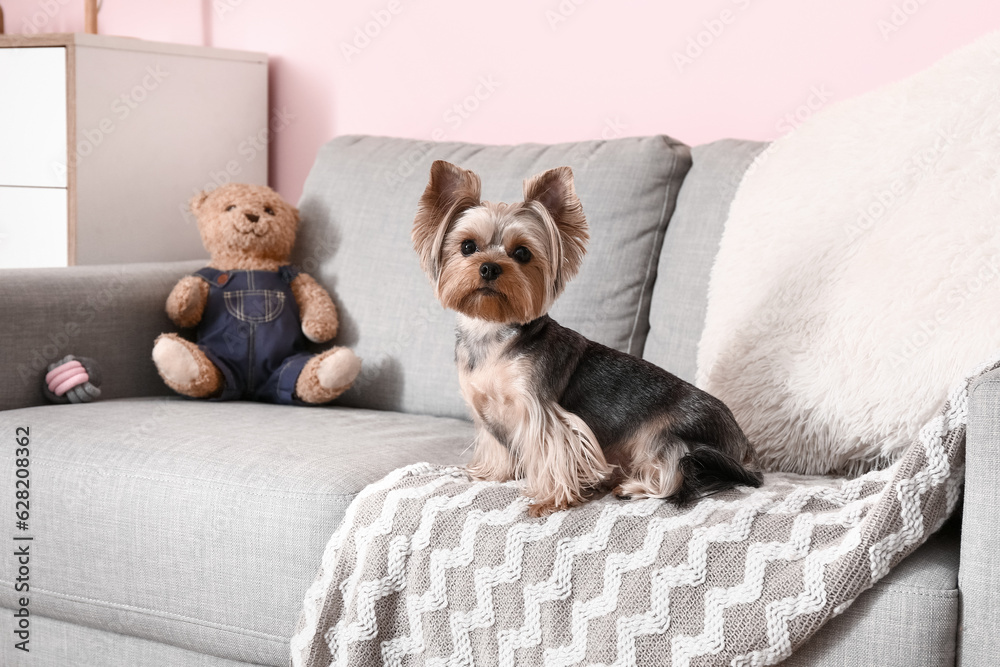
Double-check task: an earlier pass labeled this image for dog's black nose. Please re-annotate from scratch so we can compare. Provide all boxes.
[479,262,502,281]
[245,213,260,223]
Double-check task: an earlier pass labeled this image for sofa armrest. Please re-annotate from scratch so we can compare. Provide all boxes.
[0,261,203,411]
[959,366,1000,666]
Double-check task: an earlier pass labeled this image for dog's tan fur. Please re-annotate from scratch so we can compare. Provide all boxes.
[455,317,612,516]
[438,209,553,324]
[413,162,588,326]
[607,418,688,499]
[466,428,516,483]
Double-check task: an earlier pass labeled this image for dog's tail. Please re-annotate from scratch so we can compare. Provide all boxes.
[672,443,763,505]
[668,391,764,505]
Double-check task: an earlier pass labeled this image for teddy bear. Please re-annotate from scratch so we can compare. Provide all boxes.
[152,183,361,405]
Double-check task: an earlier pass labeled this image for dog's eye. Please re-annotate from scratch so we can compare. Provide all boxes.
[225,205,236,212]
[512,246,532,264]
[461,240,477,256]
[264,207,275,215]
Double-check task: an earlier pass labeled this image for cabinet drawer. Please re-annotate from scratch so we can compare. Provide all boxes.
[0,185,68,268]
[0,47,68,188]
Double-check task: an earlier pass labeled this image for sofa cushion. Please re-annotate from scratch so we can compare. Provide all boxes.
[642,139,767,382]
[0,613,258,667]
[294,135,691,420]
[0,399,474,667]
[0,398,960,666]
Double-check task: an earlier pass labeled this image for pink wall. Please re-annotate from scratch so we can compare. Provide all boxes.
[6,0,999,203]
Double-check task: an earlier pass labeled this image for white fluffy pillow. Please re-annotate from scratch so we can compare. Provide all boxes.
[697,31,1000,475]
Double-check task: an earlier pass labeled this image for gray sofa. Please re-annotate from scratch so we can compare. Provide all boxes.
[0,135,993,666]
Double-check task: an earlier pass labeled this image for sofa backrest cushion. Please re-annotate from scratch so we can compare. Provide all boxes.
[295,135,691,419]
[642,139,768,382]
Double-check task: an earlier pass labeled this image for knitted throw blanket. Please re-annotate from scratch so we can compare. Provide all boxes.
[291,360,992,666]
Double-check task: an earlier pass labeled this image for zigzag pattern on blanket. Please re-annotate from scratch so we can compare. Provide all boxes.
[291,359,983,667]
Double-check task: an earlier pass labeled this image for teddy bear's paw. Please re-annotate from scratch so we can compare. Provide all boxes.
[318,348,362,390]
[166,276,209,328]
[301,315,338,344]
[296,347,361,404]
[152,335,223,398]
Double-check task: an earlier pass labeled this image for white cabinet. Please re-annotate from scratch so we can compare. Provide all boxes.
[0,186,67,268]
[0,34,269,268]
[0,47,67,188]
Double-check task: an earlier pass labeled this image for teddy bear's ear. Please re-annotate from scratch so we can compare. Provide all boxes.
[189,191,210,215]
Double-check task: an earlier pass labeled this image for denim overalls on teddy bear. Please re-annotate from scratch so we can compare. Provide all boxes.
[192,266,315,404]
[152,183,360,405]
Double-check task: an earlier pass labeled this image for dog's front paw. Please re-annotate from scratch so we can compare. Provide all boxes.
[611,485,633,500]
[466,460,515,483]
[527,496,579,517]
[467,468,513,483]
[527,501,558,518]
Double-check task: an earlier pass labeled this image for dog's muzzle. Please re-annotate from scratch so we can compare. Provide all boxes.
[480,262,502,281]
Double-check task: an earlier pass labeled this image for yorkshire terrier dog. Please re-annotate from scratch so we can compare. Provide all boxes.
[413,160,762,516]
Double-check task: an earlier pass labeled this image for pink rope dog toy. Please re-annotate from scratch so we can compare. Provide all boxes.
[42,355,102,404]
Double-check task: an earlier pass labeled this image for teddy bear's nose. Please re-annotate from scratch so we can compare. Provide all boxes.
[245,213,260,223]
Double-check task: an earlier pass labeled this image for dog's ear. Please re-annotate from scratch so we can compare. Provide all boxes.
[413,160,482,282]
[524,166,589,290]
